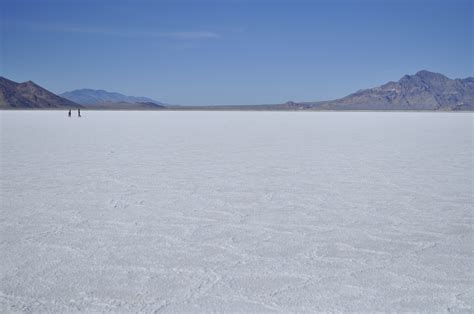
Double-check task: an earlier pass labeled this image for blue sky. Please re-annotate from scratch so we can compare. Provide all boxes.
[1,0,472,105]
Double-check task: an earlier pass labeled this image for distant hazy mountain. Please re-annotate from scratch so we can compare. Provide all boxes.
[0,77,80,109]
[83,101,166,110]
[301,70,474,110]
[60,89,164,106]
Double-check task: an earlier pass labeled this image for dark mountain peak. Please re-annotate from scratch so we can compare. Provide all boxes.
[398,70,450,88]
[414,70,449,80]
[415,69,437,76]
[305,70,473,111]
[461,77,474,83]
[0,76,80,109]
[0,76,17,88]
[0,76,13,82]
[399,70,445,80]
[21,80,43,90]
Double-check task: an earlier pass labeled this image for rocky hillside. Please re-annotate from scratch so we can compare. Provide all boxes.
[303,70,474,110]
[0,77,80,109]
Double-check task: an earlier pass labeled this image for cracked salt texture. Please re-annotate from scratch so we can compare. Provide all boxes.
[1,111,472,312]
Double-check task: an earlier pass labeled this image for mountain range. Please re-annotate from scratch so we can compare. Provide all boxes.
[60,89,165,106]
[0,77,79,109]
[1,70,473,110]
[0,78,165,110]
[299,70,474,111]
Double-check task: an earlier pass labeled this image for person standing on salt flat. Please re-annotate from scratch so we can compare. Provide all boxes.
[78,108,81,117]
[68,109,71,117]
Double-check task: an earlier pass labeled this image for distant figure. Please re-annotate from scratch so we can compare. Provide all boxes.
[78,108,81,117]
[68,109,71,117]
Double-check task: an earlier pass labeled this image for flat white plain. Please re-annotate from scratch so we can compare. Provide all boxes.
[1,111,472,312]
